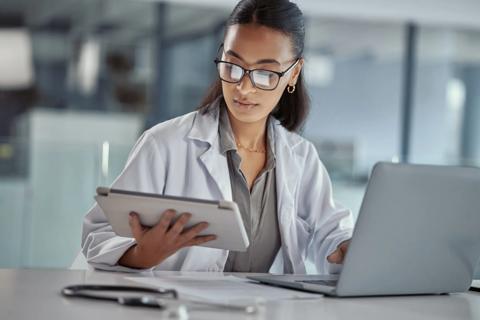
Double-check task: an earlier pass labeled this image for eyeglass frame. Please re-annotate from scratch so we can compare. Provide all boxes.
[213,44,301,91]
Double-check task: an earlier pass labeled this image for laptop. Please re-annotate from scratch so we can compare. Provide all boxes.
[248,162,480,297]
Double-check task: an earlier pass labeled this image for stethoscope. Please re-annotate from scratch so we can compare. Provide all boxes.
[62,284,178,308]
[61,284,259,314]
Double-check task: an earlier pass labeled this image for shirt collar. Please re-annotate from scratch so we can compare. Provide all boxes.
[218,105,237,155]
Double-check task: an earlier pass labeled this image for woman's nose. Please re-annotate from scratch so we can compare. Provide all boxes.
[236,72,256,95]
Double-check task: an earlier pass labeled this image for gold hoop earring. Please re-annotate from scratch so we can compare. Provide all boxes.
[287,85,296,94]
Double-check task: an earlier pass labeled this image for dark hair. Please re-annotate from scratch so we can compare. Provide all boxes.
[197,0,309,132]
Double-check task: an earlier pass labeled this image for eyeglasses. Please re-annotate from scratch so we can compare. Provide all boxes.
[214,50,299,91]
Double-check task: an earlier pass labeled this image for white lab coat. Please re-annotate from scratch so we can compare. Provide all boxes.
[81,100,353,274]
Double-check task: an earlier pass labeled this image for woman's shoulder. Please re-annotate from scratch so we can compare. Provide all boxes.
[273,121,316,158]
[144,111,199,144]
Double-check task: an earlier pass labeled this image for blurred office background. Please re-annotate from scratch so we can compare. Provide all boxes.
[0,0,479,275]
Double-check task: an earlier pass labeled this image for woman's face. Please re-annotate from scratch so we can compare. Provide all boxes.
[220,23,303,125]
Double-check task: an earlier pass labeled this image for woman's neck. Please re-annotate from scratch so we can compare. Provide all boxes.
[226,110,268,150]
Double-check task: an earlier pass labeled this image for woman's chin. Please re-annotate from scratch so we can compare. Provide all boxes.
[227,106,266,124]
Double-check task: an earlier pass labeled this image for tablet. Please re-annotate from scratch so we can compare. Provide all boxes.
[95,187,249,252]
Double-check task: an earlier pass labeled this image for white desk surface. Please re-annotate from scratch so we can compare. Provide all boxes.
[1,268,479,320]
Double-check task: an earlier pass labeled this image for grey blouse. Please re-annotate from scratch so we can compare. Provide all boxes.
[218,106,281,272]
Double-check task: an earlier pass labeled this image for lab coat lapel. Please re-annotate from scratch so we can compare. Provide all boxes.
[274,122,305,274]
[199,146,232,201]
[186,100,233,202]
[182,100,232,271]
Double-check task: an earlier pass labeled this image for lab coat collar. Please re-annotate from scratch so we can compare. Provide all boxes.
[186,96,223,146]
[186,96,303,153]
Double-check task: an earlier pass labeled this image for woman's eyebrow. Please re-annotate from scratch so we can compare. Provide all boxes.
[225,49,280,65]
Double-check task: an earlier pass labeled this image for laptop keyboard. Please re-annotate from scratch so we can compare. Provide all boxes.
[296,279,338,287]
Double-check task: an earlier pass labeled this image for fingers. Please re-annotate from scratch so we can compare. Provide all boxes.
[132,209,215,251]
[128,212,145,240]
[178,222,209,244]
[182,234,217,247]
[327,240,351,264]
[339,240,351,254]
[327,249,343,264]
[167,212,192,237]
[152,209,176,234]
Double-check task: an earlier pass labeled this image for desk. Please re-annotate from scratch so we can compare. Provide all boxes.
[1,269,479,320]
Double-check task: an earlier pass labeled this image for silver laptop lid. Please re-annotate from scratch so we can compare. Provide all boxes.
[336,162,480,296]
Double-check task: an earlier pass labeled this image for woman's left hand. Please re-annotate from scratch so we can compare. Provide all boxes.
[327,240,351,264]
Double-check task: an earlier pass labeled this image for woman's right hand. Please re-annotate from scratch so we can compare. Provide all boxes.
[118,210,216,269]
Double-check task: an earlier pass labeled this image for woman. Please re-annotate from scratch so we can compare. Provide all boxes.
[82,0,353,274]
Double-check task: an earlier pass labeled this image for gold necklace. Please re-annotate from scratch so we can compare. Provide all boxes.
[236,142,266,153]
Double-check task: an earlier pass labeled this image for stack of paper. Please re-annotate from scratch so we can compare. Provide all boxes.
[126,274,322,304]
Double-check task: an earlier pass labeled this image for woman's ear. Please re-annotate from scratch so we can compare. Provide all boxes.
[289,58,304,86]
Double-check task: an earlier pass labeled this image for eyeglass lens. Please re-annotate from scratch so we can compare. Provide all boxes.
[217,62,279,90]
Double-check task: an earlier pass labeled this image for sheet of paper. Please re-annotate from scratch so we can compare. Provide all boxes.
[125,275,322,303]
[472,280,480,289]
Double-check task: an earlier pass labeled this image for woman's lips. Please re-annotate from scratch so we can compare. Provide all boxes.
[233,98,258,109]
